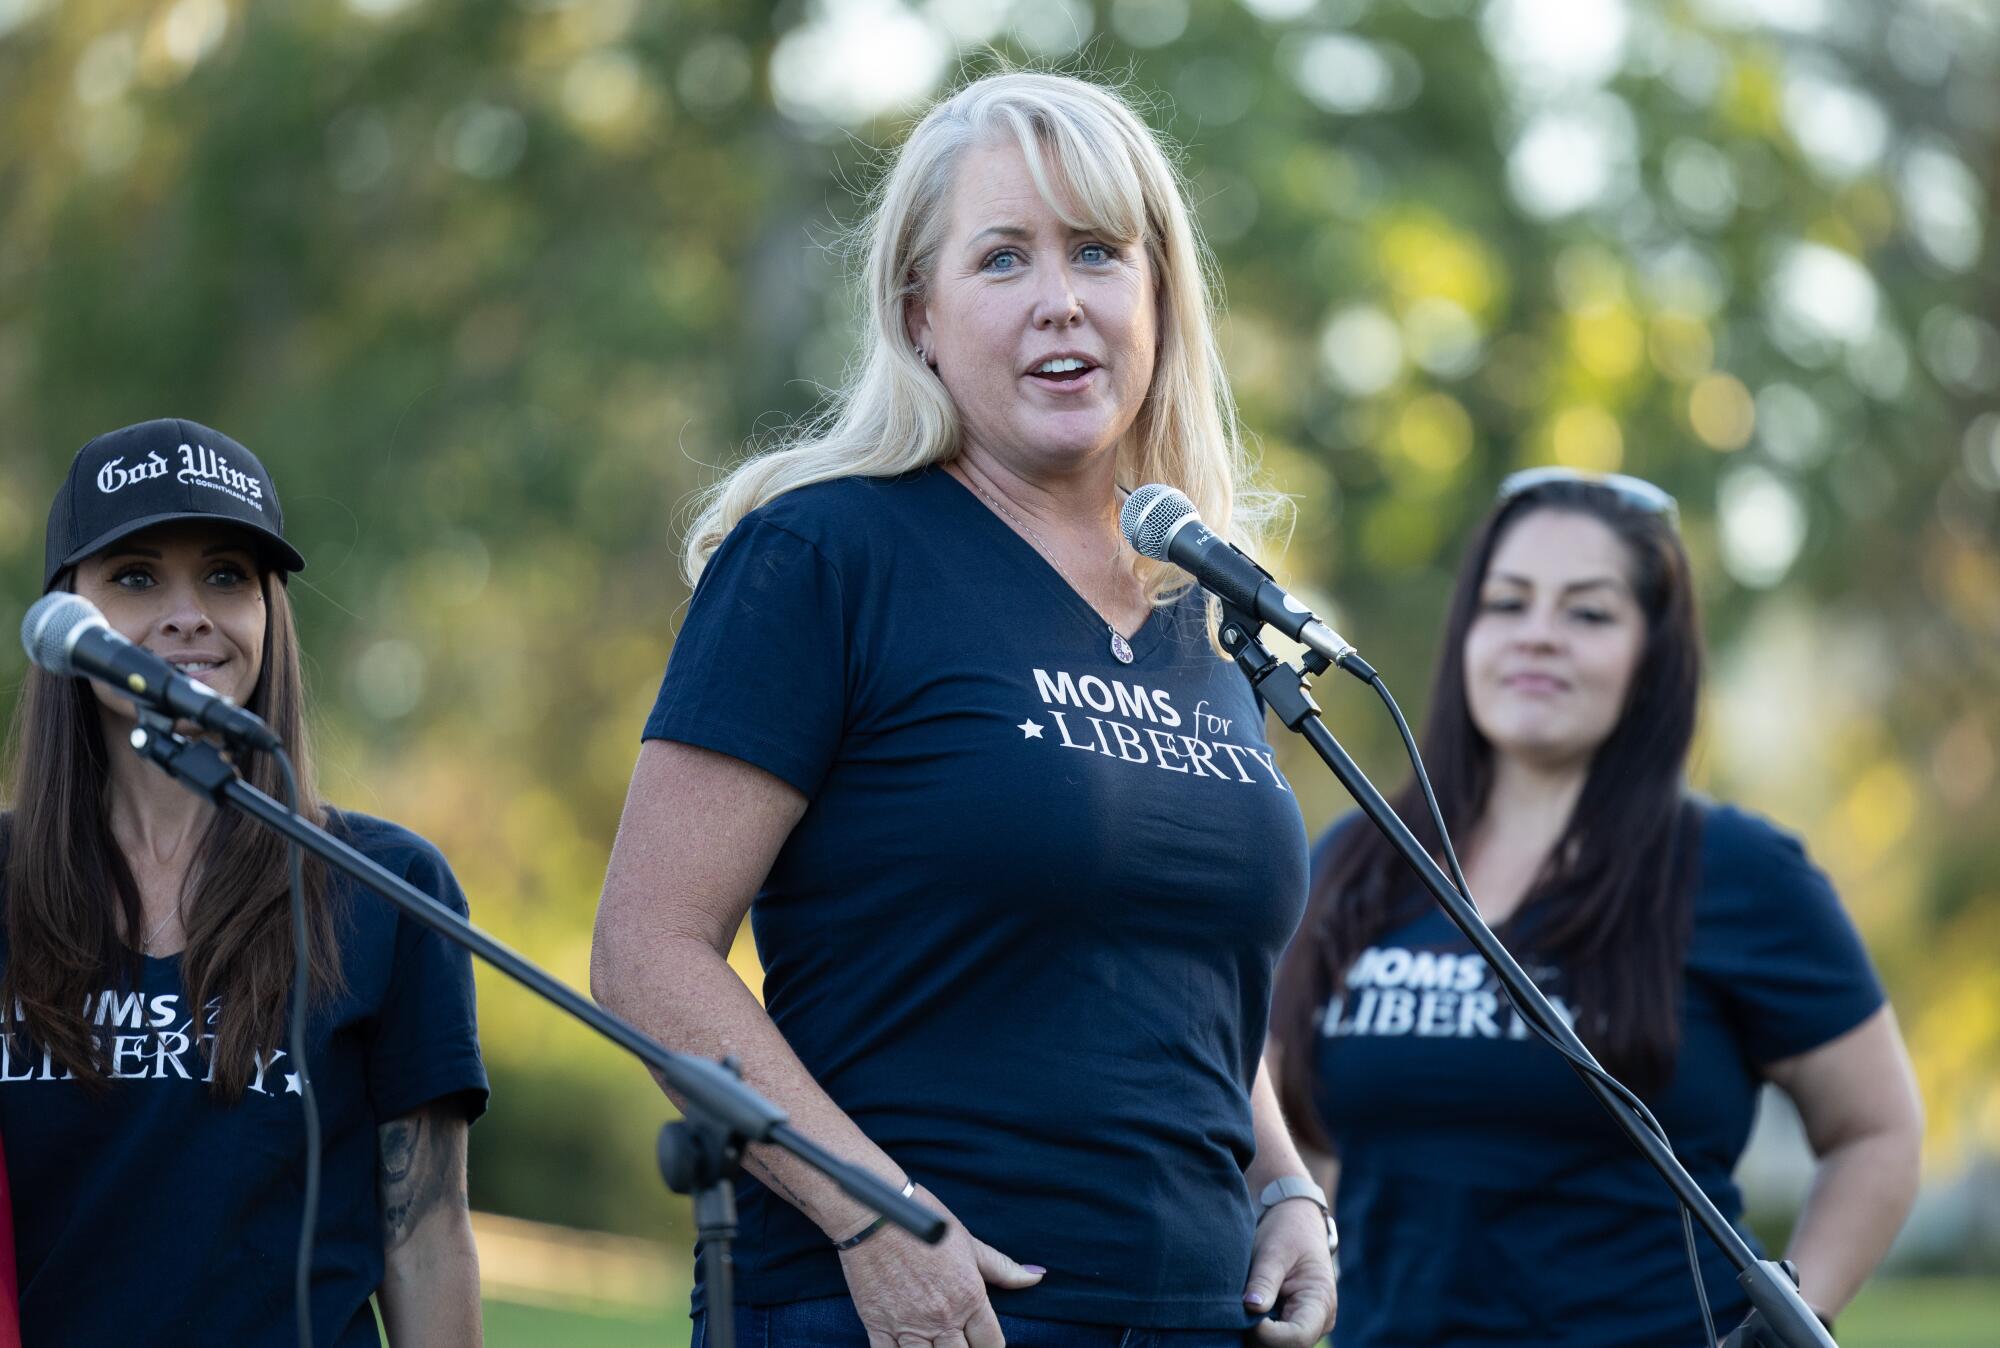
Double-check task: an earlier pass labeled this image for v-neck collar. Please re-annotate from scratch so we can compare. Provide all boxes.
[929,467,1170,664]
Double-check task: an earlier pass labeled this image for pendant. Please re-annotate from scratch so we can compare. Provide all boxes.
[1109,628,1134,664]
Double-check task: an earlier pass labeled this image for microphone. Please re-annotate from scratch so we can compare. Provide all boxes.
[20,592,283,752]
[1120,484,1366,674]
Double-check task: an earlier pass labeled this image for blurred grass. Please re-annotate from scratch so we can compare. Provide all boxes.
[476,1278,2000,1348]
[1839,1276,2000,1347]
[484,1298,678,1346]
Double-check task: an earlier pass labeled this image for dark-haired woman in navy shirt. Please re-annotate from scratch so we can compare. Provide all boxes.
[1272,469,1923,1346]
[1,418,487,1347]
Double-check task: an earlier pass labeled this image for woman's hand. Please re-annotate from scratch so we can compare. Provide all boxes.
[1243,1050,1337,1345]
[838,1184,1043,1348]
[1243,1199,1336,1347]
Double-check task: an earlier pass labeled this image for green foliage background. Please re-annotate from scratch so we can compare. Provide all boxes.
[2,0,1996,1260]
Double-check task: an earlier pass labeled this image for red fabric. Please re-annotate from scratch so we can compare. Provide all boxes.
[0,1130,19,1348]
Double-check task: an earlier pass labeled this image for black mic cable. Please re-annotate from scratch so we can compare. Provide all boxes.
[276,744,321,1348]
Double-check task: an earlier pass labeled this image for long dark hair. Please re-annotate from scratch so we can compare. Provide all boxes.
[2,568,342,1100]
[1275,481,1704,1146]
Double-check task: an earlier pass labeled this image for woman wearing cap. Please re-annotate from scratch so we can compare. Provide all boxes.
[0,418,488,1347]
[1271,470,1923,1346]
[591,73,1335,1348]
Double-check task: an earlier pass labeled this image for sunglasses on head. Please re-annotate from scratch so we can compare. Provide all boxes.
[1496,467,1679,524]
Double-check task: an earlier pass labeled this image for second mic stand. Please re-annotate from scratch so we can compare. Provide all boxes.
[1215,611,1836,1348]
[124,712,944,1348]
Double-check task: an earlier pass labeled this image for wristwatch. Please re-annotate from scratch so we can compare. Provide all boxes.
[1256,1176,1338,1254]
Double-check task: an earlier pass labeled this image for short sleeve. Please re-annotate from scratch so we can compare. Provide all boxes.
[642,514,849,799]
[365,842,489,1123]
[1693,809,1885,1065]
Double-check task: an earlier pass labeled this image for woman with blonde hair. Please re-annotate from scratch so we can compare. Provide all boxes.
[593,72,1335,1348]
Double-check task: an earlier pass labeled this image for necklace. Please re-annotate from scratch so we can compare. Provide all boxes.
[966,473,1136,664]
[141,904,180,953]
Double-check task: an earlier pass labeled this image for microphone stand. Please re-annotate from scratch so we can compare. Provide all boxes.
[122,712,944,1348]
[1215,608,1836,1348]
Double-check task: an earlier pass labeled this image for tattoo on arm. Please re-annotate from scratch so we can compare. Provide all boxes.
[745,1151,812,1211]
[378,1107,468,1252]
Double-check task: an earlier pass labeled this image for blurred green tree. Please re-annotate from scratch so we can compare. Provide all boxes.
[2,0,1994,1237]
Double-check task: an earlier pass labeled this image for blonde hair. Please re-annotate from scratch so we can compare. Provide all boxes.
[684,70,1276,614]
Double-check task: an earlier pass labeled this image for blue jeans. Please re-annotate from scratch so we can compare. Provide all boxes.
[691,1296,1254,1347]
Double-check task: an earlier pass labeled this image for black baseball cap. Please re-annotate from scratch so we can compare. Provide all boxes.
[43,418,307,592]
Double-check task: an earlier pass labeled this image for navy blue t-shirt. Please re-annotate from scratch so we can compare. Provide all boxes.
[643,468,1310,1327]
[1309,803,1884,1347]
[0,809,489,1348]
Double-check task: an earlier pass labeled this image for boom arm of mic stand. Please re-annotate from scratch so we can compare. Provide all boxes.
[1215,611,1836,1348]
[122,718,944,1247]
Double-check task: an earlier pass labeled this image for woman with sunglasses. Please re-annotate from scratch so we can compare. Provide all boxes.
[1,419,488,1347]
[1271,469,1922,1346]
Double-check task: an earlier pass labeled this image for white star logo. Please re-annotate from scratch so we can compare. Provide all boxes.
[1017,719,1044,739]
[284,1072,302,1095]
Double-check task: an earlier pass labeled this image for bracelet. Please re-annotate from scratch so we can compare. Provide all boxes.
[1256,1176,1337,1255]
[831,1180,917,1252]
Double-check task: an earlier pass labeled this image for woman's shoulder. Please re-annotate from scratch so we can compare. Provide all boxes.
[324,808,471,923]
[324,808,452,876]
[1691,797,1813,876]
[1687,796,1843,922]
[1683,797,1882,1044]
[737,468,949,552]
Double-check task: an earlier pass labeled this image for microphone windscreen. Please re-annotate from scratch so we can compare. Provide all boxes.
[21,592,102,677]
[1121,483,1197,561]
